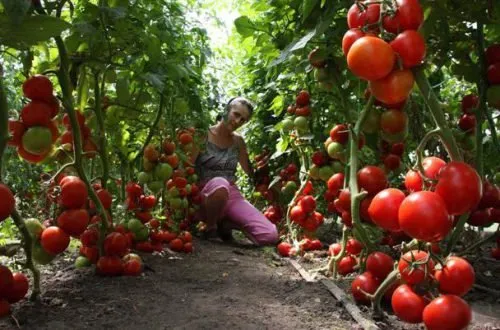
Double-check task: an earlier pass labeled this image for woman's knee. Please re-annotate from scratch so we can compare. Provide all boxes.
[253,224,279,246]
[206,186,229,203]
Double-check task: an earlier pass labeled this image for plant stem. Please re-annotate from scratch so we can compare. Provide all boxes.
[445,213,469,255]
[413,67,462,162]
[0,64,41,300]
[133,94,165,164]
[371,269,399,316]
[93,71,110,188]
[474,23,486,177]
[54,36,111,256]
[348,96,375,250]
[327,226,350,278]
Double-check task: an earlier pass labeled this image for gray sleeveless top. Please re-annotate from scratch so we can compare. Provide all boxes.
[195,134,240,183]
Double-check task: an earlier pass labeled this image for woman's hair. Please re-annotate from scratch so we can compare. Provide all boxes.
[216,96,254,121]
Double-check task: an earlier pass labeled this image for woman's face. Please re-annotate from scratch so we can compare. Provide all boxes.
[225,103,251,131]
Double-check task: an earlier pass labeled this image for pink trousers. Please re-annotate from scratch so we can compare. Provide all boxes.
[199,177,279,246]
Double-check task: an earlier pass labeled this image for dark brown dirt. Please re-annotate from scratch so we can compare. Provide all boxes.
[0,238,358,330]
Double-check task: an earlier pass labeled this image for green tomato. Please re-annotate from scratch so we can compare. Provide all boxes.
[22,126,53,155]
[138,172,152,184]
[493,172,500,185]
[24,218,44,239]
[32,242,55,265]
[362,108,381,134]
[75,256,91,268]
[327,142,344,159]
[282,118,294,132]
[319,165,334,182]
[154,163,173,181]
[168,187,180,198]
[128,219,145,233]
[181,198,189,209]
[294,116,309,131]
[134,226,150,241]
[169,197,182,209]
[147,181,163,193]
[331,160,344,173]
[309,165,320,180]
[174,98,189,115]
[282,181,297,195]
[188,174,199,183]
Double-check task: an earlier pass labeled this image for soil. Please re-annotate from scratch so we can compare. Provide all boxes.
[0,238,358,330]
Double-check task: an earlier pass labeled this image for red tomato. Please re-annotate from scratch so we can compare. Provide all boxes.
[342,28,365,56]
[458,113,476,132]
[169,238,184,252]
[422,295,471,330]
[337,189,351,212]
[290,205,307,224]
[359,195,373,223]
[351,271,380,304]
[369,69,414,105]
[57,209,89,237]
[17,144,49,163]
[341,211,353,227]
[96,189,113,209]
[178,231,192,243]
[329,124,349,144]
[347,36,395,81]
[295,90,310,107]
[183,242,193,253]
[383,0,423,33]
[22,75,53,101]
[7,120,25,146]
[298,195,316,213]
[5,272,29,303]
[104,232,128,257]
[347,1,380,29]
[0,184,15,221]
[338,255,357,275]
[461,94,479,114]
[380,109,407,134]
[277,242,292,257]
[435,161,482,216]
[357,166,388,195]
[20,101,52,127]
[80,246,99,263]
[122,254,143,276]
[328,243,342,256]
[486,44,500,65]
[96,256,123,276]
[487,63,500,84]
[126,182,143,198]
[478,180,500,209]
[0,299,10,317]
[391,284,428,323]
[390,30,426,68]
[398,250,435,285]
[346,238,363,255]
[80,228,99,247]
[366,252,394,279]
[434,256,475,297]
[41,226,70,255]
[60,176,88,209]
[0,265,13,294]
[398,191,451,242]
[368,188,405,231]
[383,154,401,171]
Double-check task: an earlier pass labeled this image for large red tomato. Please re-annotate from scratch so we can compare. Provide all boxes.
[22,75,53,101]
[366,252,394,279]
[434,161,482,215]
[104,232,128,257]
[0,184,15,221]
[382,0,423,33]
[96,256,123,276]
[391,284,428,323]
[351,271,380,304]
[369,69,414,105]
[398,250,435,285]
[20,101,52,127]
[357,166,388,195]
[327,173,344,194]
[329,124,349,144]
[434,256,475,297]
[390,30,426,68]
[57,209,89,237]
[60,176,88,209]
[5,272,29,303]
[368,188,405,231]
[422,295,471,330]
[347,1,380,29]
[347,36,395,81]
[298,195,316,213]
[40,226,70,255]
[398,191,451,242]
[342,28,365,56]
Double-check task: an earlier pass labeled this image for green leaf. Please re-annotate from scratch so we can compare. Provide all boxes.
[0,15,71,48]
[270,95,285,116]
[302,0,319,23]
[77,69,89,112]
[141,72,165,91]
[269,19,330,67]
[234,16,256,38]
[1,0,30,24]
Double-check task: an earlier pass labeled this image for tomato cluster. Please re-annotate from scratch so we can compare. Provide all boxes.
[8,75,60,163]
[289,191,324,232]
[486,44,500,109]
[0,266,29,317]
[343,0,426,105]
[282,90,312,135]
[277,238,323,257]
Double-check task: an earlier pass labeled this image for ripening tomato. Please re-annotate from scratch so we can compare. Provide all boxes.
[398,191,451,242]
[422,295,471,330]
[369,69,414,105]
[391,284,428,323]
[347,1,380,29]
[368,188,405,231]
[347,36,395,81]
[342,28,365,56]
[390,30,426,68]
[351,271,380,304]
[380,109,408,134]
[366,252,394,279]
[434,161,482,216]
[57,209,89,237]
[434,256,475,297]
[358,166,388,195]
[398,250,435,285]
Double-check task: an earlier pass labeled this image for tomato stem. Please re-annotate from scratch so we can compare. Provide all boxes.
[0,65,41,300]
[371,269,399,317]
[92,70,110,189]
[327,226,351,278]
[133,94,165,165]
[413,67,463,162]
[414,128,441,184]
[54,35,111,258]
[444,213,469,255]
[474,23,487,177]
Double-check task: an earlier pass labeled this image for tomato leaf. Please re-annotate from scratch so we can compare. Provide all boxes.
[302,0,319,23]
[234,16,256,38]
[0,15,71,48]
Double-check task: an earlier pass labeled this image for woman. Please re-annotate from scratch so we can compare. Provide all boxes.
[192,97,278,245]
